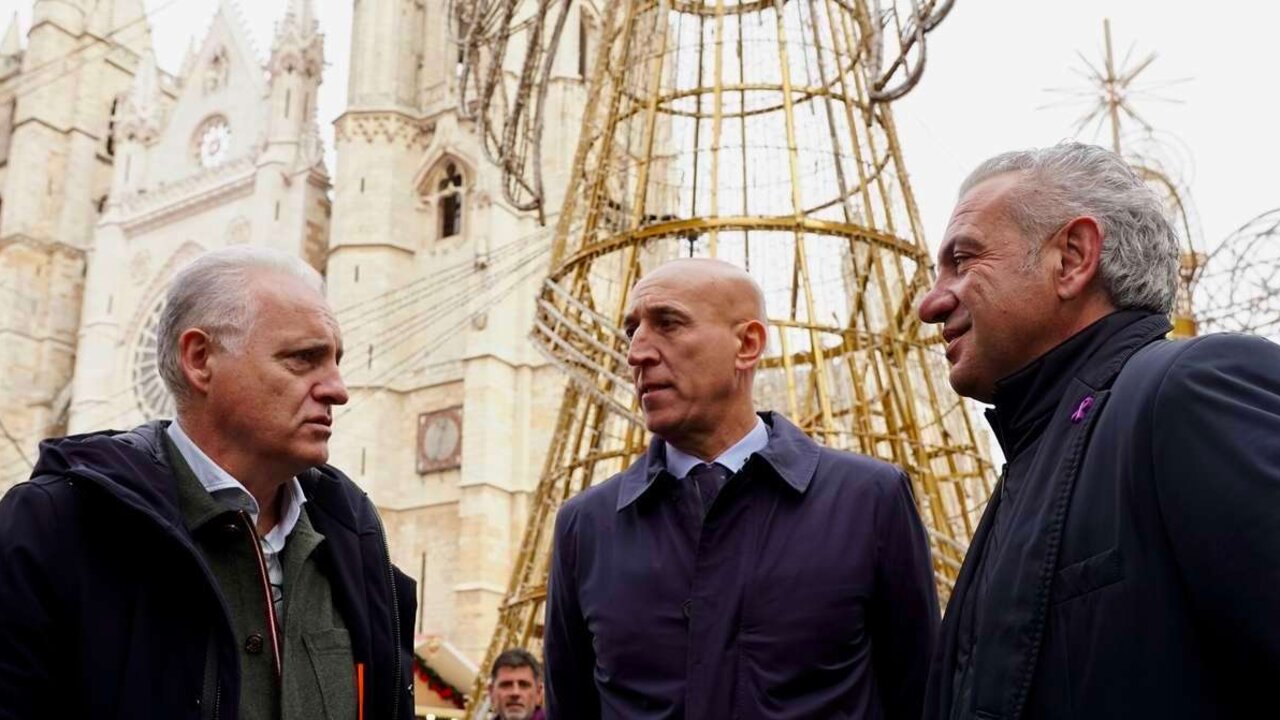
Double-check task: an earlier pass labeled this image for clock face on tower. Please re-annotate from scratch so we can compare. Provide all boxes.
[417,408,463,473]
[197,118,231,168]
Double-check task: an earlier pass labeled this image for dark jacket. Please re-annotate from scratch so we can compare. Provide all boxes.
[545,412,938,720]
[0,421,417,720]
[925,312,1280,719]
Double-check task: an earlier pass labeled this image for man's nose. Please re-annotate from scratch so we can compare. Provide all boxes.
[626,324,657,367]
[917,278,957,325]
[317,364,349,405]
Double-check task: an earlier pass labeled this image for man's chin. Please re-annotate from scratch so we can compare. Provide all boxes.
[948,368,994,404]
[642,410,673,436]
[285,444,329,471]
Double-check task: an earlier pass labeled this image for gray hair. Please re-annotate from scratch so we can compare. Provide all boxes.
[156,245,325,407]
[959,142,1179,314]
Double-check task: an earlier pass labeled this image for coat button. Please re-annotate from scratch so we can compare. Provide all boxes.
[244,633,264,654]
[682,599,693,619]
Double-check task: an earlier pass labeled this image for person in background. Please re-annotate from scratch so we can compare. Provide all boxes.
[488,648,545,720]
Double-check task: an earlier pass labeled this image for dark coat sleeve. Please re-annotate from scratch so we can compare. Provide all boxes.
[542,502,601,720]
[0,481,66,719]
[869,469,940,720]
[1150,334,1280,683]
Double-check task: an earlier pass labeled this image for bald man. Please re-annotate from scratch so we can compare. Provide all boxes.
[543,259,938,720]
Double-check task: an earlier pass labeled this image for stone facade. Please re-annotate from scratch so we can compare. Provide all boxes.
[0,0,597,677]
[0,0,152,489]
[0,0,330,491]
[64,0,330,439]
[329,0,595,663]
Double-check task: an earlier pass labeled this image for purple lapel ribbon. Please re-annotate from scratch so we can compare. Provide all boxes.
[1070,395,1095,424]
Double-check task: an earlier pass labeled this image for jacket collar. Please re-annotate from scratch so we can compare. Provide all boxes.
[933,310,1173,720]
[986,310,1168,459]
[615,411,821,511]
[32,420,366,536]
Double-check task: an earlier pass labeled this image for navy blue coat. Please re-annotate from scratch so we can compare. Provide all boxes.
[925,314,1280,719]
[544,412,938,720]
[0,421,417,719]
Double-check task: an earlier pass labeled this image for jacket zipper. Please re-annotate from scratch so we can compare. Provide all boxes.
[66,469,240,716]
[372,507,402,718]
[238,509,283,680]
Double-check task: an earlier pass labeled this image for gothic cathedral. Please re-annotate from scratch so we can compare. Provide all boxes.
[0,0,598,685]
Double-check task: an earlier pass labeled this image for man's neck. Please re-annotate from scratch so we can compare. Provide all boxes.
[670,408,759,462]
[175,414,290,536]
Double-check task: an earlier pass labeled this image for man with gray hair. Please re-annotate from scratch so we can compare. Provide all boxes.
[0,246,417,719]
[918,142,1280,718]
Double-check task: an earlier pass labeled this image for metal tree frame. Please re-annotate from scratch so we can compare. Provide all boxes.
[1197,209,1280,337]
[463,0,993,713]
[1051,19,1205,337]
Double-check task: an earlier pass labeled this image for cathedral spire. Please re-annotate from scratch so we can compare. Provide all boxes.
[1,13,21,58]
[178,37,199,79]
[117,48,162,144]
[262,0,323,167]
[280,0,318,38]
[87,0,153,58]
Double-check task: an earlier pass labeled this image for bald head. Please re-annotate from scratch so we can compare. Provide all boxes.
[635,258,768,328]
[624,258,770,458]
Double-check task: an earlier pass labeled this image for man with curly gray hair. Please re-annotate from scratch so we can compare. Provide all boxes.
[919,142,1280,718]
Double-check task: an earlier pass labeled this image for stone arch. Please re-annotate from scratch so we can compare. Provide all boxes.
[415,151,477,248]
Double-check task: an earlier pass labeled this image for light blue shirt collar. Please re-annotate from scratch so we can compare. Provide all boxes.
[664,416,769,479]
[166,420,305,551]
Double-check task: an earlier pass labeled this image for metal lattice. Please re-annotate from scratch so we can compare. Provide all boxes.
[1196,209,1280,337]
[464,0,993,713]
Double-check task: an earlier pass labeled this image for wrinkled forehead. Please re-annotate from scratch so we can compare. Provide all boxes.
[248,273,342,338]
[628,272,713,317]
[494,665,539,683]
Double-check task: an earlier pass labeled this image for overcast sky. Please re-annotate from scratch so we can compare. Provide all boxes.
[6,0,1278,257]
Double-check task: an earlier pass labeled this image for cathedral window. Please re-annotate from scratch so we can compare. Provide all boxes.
[204,47,229,95]
[193,116,232,168]
[455,10,470,69]
[437,163,464,239]
[105,98,119,157]
[419,156,471,246]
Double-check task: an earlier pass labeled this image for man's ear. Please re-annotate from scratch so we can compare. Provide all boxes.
[177,328,216,399]
[1051,215,1104,301]
[735,319,768,371]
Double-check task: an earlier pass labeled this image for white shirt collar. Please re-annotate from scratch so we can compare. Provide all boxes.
[166,420,306,551]
[664,415,769,479]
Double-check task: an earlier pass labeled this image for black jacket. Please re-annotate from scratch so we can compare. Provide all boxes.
[925,313,1280,719]
[0,421,416,719]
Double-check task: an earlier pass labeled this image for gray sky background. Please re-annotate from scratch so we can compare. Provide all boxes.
[6,0,1279,257]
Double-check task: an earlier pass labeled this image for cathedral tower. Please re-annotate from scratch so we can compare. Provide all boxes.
[63,0,330,444]
[0,0,151,490]
[329,0,594,669]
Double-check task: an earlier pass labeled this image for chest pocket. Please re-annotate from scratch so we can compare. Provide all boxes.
[297,629,357,720]
[1051,546,1124,605]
